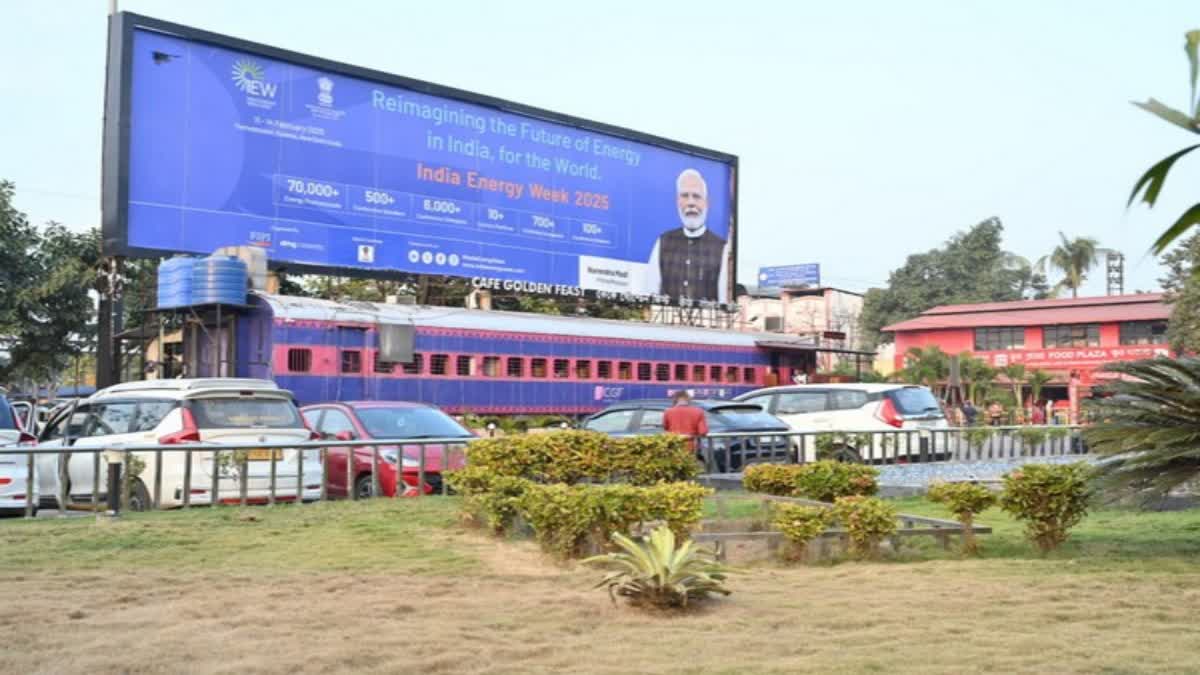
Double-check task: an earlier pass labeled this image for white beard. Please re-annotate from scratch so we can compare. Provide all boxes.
[678,208,707,232]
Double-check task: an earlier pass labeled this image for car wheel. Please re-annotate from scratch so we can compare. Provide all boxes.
[829,445,863,464]
[127,480,151,512]
[354,474,375,500]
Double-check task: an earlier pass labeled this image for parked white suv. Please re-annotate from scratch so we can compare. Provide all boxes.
[733,384,949,462]
[36,379,323,509]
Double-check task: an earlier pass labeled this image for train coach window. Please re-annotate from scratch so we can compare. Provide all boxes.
[531,358,548,378]
[674,364,688,381]
[287,348,312,373]
[341,350,362,374]
[482,356,501,377]
[506,357,524,377]
[655,364,670,382]
[710,365,723,382]
[576,360,592,379]
[431,354,449,376]
[743,367,757,384]
[374,356,394,374]
[637,363,652,381]
[402,353,424,375]
[618,362,633,381]
[597,361,612,379]
[725,366,740,383]
[692,365,706,382]
[456,355,473,376]
[553,359,570,378]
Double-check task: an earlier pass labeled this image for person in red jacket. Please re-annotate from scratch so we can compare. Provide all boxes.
[663,390,708,448]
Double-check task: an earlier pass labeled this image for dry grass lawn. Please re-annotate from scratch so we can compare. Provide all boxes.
[2,497,1200,675]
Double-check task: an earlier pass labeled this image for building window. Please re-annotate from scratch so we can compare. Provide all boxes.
[725,366,740,383]
[710,365,723,382]
[637,363,652,381]
[373,355,394,374]
[576,360,592,379]
[553,359,570,379]
[974,327,1025,351]
[341,350,362,374]
[402,353,424,375]
[430,354,449,375]
[287,348,312,373]
[674,364,688,381]
[1119,320,1168,345]
[618,362,633,381]
[743,367,757,384]
[597,361,612,379]
[655,363,670,382]
[1044,324,1100,348]
[482,356,501,377]
[506,357,523,378]
[456,355,472,377]
[692,364,706,382]
[531,358,548,378]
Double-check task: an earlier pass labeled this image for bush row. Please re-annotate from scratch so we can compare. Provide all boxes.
[447,468,710,558]
[771,497,899,560]
[463,430,699,486]
[742,461,879,501]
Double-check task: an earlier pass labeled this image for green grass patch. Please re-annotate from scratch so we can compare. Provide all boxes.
[0,497,475,574]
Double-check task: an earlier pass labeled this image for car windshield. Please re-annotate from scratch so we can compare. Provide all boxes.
[708,405,786,431]
[191,397,302,429]
[355,407,472,439]
[889,387,944,416]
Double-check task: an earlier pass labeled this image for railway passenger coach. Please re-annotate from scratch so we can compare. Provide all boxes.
[174,293,850,414]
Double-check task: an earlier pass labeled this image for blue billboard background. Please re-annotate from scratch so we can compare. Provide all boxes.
[123,29,735,300]
[757,264,820,288]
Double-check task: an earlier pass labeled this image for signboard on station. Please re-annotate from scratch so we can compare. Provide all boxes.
[757,263,820,288]
[102,14,737,302]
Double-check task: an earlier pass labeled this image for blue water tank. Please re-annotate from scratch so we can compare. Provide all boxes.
[156,257,197,309]
[190,255,248,305]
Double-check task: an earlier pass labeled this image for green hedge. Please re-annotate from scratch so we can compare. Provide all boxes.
[462,430,699,485]
[743,461,879,502]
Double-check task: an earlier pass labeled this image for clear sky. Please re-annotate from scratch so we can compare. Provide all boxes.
[3,0,1199,296]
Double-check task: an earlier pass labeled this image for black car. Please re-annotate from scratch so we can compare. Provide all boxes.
[581,399,792,472]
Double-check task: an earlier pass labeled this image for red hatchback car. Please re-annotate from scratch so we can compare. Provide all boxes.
[300,402,472,498]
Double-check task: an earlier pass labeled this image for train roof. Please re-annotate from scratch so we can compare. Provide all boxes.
[255,292,818,349]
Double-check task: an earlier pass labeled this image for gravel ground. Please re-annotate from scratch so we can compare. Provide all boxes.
[876,455,1099,487]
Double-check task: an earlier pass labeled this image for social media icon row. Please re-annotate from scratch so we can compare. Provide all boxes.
[406,249,459,267]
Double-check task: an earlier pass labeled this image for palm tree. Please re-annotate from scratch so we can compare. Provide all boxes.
[1036,233,1100,298]
[1002,363,1027,412]
[959,354,997,405]
[1027,369,1053,404]
[1086,357,1200,502]
[900,346,950,395]
[1127,30,1200,254]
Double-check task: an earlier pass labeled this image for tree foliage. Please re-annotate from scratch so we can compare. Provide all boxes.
[1035,232,1099,298]
[1158,231,1200,355]
[1127,30,1200,254]
[859,217,1046,347]
[1085,357,1200,503]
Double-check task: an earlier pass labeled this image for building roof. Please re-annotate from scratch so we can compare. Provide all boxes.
[882,293,1169,332]
[738,285,864,300]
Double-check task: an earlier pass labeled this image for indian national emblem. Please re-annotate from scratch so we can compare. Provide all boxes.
[317,77,334,107]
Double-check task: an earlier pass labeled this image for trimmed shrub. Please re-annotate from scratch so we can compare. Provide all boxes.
[832,496,897,560]
[999,463,1091,553]
[926,481,996,555]
[813,432,872,460]
[463,431,698,486]
[517,482,711,559]
[771,504,831,560]
[446,467,531,534]
[743,461,879,502]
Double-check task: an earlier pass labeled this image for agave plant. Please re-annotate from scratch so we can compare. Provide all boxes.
[1085,357,1200,501]
[583,526,730,609]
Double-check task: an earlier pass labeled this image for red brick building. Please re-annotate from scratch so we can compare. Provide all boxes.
[883,294,1171,412]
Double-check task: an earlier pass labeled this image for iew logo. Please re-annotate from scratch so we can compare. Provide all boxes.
[231,58,277,102]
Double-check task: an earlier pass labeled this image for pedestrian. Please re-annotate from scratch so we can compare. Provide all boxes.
[1031,399,1046,425]
[986,400,1005,426]
[961,400,978,426]
[663,390,711,467]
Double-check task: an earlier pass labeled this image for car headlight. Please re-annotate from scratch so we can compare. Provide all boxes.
[380,450,419,468]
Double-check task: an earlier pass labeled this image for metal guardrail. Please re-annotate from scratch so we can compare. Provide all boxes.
[696,425,1087,474]
[2,437,473,519]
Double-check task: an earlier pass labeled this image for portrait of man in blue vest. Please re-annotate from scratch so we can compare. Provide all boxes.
[644,168,730,302]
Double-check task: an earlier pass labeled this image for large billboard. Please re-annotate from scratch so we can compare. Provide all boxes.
[102,14,738,303]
